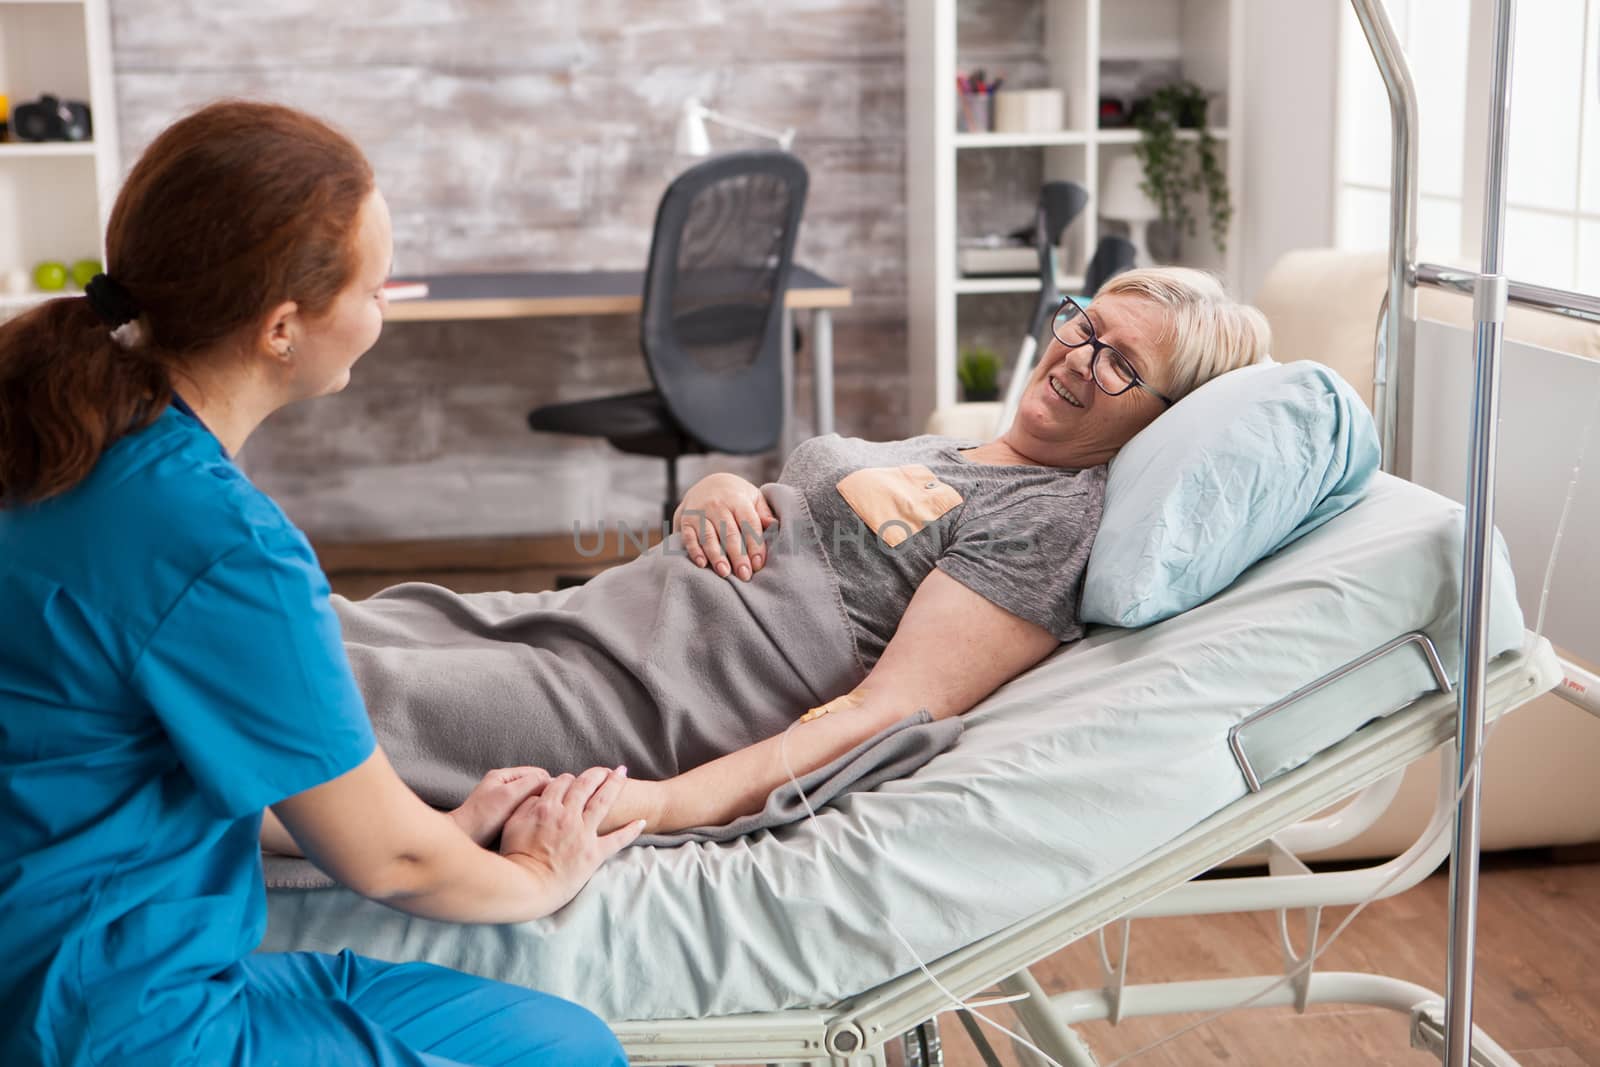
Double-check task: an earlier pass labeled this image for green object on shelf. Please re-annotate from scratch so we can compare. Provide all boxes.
[958,345,1001,401]
[1130,81,1233,254]
[33,261,68,291]
[71,258,102,289]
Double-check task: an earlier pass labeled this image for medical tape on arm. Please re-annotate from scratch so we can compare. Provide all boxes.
[798,691,866,724]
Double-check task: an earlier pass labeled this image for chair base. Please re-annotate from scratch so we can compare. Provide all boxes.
[528,390,701,525]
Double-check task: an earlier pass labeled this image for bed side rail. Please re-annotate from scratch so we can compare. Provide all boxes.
[1228,631,1451,793]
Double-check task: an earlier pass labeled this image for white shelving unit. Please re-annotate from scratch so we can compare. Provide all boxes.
[905,0,1244,425]
[0,0,119,320]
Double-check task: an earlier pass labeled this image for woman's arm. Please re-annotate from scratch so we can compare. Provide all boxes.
[642,568,1061,834]
[272,746,641,923]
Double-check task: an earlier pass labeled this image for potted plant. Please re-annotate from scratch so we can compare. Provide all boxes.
[958,345,1002,402]
[1130,81,1233,254]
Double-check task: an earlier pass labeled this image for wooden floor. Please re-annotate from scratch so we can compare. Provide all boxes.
[937,852,1600,1067]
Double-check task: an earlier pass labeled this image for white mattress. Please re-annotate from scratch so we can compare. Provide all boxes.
[262,473,1529,1022]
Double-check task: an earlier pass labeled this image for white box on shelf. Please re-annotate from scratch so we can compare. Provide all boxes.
[993,89,1067,134]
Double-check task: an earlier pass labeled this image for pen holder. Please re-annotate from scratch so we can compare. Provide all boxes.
[994,89,1066,134]
[957,91,992,133]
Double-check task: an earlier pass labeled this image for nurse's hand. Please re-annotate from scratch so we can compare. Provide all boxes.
[449,766,552,848]
[675,473,777,582]
[500,765,644,908]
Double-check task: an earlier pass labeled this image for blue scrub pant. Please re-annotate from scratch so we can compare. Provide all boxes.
[229,950,626,1066]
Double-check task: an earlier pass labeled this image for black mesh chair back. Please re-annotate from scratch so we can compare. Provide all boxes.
[1084,235,1138,296]
[1025,181,1089,339]
[639,151,808,455]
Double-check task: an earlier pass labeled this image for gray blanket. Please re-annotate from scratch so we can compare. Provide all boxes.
[264,484,964,889]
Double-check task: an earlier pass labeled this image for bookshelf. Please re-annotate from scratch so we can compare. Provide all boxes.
[905,0,1244,425]
[0,0,119,320]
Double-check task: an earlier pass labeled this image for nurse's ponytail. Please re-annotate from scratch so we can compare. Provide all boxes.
[0,296,168,504]
[0,100,373,506]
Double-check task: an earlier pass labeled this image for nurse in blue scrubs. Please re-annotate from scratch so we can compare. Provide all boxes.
[0,100,642,1066]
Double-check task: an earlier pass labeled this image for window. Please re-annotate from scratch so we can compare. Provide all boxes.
[1336,0,1600,293]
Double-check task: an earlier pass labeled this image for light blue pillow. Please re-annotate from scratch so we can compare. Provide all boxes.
[1080,360,1379,628]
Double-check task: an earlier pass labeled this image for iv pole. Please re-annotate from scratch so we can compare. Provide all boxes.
[1349,1,1517,1062]
[1446,0,1515,1062]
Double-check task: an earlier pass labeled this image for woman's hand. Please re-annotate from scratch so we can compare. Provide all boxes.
[675,472,776,581]
[448,766,552,847]
[499,766,644,910]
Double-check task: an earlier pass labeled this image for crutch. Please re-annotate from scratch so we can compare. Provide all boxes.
[994,181,1088,436]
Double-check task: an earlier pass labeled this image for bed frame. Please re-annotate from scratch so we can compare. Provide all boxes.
[606,2,1594,1062]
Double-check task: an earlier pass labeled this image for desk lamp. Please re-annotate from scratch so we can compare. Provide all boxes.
[1100,153,1163,267]
[674,97,796,155]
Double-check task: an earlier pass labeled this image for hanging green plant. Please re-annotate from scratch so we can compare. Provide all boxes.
[1130,81,1233,254]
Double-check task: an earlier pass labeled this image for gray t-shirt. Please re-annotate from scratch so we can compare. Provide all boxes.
[775,434,1107,668]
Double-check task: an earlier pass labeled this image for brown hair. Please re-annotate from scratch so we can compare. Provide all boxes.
[0,100,374,505]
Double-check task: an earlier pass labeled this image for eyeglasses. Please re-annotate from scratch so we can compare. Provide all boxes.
[1050,294,1173,408]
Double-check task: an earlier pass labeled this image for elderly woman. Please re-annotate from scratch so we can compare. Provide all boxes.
[266,267,1269,855]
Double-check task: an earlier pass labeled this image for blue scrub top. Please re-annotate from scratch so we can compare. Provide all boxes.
[0,401,376,1065]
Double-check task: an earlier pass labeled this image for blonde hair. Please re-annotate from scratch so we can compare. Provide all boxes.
[1095,266,1271,401]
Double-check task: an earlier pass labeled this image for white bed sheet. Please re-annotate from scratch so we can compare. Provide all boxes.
[262,473,1527,1022]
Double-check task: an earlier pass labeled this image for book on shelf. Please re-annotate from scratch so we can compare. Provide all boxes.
[958,244,1036,277]
[382,280,430,301]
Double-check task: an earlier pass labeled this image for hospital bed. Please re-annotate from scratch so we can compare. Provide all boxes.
[263,2,1583,1062]
[265,470,1558,1065]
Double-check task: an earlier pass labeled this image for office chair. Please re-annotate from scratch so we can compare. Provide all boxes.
[528,151,809,526]
[1083,234,1138,296]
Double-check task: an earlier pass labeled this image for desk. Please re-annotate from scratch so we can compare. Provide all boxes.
[384,267,851,444]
